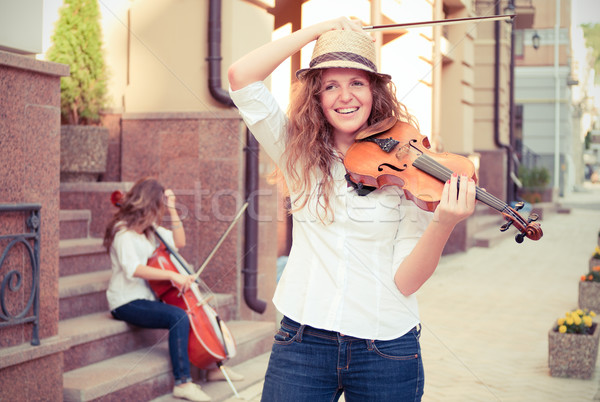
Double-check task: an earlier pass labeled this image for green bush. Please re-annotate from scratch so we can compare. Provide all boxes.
[46,0,108,125]
[518,165,550,188]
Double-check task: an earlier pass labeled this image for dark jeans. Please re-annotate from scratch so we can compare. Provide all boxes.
[261,316,424,402]
[111,299,191,384]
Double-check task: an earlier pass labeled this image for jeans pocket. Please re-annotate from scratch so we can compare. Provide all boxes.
[370,334,420,361]
[273,327,299,345]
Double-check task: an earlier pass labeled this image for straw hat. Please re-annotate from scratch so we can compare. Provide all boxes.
[296,29,390,80]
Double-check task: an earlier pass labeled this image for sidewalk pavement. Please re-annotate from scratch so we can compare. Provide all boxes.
[222,183,600,402]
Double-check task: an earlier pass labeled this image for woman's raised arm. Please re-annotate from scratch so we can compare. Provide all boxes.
[227,17,364,91]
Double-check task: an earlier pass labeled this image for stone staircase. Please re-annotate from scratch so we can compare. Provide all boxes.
[58,207,275,401]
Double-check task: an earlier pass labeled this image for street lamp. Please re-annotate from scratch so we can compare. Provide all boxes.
[532,31,541,50]
[504,1,516,18]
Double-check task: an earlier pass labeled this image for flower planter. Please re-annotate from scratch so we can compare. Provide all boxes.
[591,257,600,271]
[517,187,553,204]
[60,125,109,182]
[579,282,600,312]
[548,323,600,379]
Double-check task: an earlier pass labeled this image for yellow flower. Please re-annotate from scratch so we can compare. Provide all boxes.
[574,315,582,325]
[566,317,574,325]
[576,309,584,316]
[559,325,567,333]
[557,318,565,326]
[583,316,593,327]
[591,311,597,317]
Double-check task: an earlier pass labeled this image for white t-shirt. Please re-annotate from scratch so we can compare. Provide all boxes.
[106,226,176,311]
[230,81,432,340]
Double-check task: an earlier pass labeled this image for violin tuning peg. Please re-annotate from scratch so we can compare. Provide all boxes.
[500,221,513,232]
[528,213,539,222]
[514,202,524,211]
[515,233,525,244]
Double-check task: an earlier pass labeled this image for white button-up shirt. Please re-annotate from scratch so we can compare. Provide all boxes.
[230,82,432,340]
[106,226,175,311]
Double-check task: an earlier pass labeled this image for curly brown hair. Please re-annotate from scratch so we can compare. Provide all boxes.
[282,68,417,221]
[103,177,165,251]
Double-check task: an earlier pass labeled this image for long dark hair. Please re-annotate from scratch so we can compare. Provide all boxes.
[103,177,165,251]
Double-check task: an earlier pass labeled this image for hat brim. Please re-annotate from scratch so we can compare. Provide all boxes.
[296,64,391,81]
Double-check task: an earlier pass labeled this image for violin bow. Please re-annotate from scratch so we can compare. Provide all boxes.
[362,14,514,31]
[193,202,249,280]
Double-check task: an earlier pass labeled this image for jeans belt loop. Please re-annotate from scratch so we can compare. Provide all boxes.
[296,324,306,343]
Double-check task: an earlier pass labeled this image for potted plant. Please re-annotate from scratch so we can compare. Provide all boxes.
[580,266,600,311]
[591,245,600,270]
[46,0,109,182]
[517,165,551,203]
[548,308,599,379]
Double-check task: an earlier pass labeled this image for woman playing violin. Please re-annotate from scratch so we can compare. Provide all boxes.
[228,17,476,401]
[104,177,240,402]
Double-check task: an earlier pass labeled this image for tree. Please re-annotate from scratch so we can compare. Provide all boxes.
[46,0,108,125]
[581,23,600,85]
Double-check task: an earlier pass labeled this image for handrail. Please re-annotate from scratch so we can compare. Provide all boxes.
[0,203,41,346]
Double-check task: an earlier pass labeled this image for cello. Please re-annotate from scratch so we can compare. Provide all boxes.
[110,190,245,396]
[343,118,543,243]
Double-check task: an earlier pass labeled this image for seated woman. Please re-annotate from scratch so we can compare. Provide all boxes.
[104,177,242,402]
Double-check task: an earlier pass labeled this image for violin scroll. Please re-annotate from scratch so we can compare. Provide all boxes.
[499,202,543,243]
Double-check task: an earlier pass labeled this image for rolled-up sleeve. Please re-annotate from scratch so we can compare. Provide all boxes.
[229,81,287,164]
[392,202,433,269]
[113,231,148,279]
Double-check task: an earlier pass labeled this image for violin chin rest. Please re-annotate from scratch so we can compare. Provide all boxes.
[355,117,397,140]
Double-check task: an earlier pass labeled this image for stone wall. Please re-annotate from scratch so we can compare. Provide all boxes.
[0,50,69,401]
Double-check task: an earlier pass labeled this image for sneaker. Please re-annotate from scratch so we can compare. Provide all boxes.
[206,366,244,382]
[173,383,211,401]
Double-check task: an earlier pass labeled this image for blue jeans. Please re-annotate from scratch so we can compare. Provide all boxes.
[261,316,424,402]
[111,299,191,385]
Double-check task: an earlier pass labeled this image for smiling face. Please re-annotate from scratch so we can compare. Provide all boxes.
[319,68,373,147]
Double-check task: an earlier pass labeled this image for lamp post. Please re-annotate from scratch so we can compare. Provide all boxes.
[553,0,561,195]
[505,0,517,202]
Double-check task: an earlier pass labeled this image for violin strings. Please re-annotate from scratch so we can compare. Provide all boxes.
[412,154,517,215]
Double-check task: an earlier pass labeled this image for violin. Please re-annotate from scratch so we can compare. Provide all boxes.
[343,118,543,243]
[110,190,241,396]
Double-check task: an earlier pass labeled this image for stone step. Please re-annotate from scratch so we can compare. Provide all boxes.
[59,237,110,276]
[62,319,275,401]
[471,211,505,232]
[58,269,237,321]
[471,225,513,248]
[150,351,270,402]
[60,181,133,238]
[59,290,238,371]
[60,209,91,240]
[59,270,111,320]
[59,311,167,372]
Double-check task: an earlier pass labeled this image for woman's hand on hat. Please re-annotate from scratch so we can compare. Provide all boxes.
[314,17,373,41]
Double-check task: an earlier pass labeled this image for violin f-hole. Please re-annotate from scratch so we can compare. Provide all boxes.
[378,163,407,172]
